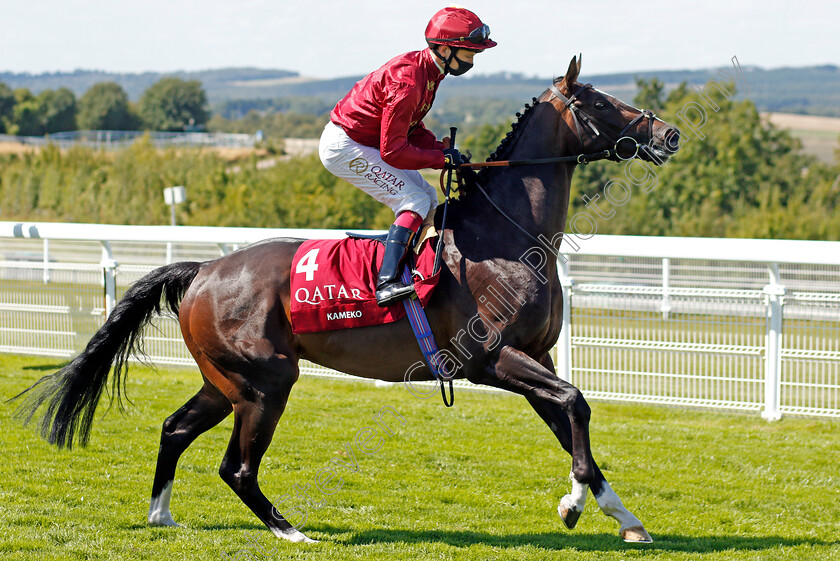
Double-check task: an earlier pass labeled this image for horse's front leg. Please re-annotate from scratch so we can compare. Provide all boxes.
[471,345,651,543]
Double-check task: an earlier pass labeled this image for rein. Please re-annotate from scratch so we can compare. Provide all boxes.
[459,149,613,168]
[474,181,563,259]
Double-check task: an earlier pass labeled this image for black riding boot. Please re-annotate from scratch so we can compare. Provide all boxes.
[375,224,416,307]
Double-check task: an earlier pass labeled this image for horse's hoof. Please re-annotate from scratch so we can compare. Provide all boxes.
[148,515,179,527]
[557,502,582,530]
[273,527,319,543]
[620,525,652,543]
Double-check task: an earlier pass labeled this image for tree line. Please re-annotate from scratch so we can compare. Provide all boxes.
[0,78,838,240]
[565,79,840,239]
[0,78,208,136]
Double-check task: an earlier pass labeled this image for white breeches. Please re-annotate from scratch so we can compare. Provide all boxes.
[319,122,439,218]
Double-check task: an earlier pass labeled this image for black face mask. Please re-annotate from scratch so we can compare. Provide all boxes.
[448,53,473,76]
[434,48,474,76]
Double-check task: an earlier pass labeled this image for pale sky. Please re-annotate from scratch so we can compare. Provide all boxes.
[2,0,838,78]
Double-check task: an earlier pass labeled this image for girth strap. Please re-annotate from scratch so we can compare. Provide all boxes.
[400,266,454,407]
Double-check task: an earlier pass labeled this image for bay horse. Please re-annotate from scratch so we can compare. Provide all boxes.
[16,56,680,544]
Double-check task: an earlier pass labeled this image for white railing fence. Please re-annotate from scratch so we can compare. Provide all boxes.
[2,221,839,420]
[0,131,258,150]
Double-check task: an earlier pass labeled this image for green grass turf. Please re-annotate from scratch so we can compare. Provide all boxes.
[1,353,838,560]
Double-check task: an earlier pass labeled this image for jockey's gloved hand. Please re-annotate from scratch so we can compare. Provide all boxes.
[457,162,478,185]
[443,148,463,170]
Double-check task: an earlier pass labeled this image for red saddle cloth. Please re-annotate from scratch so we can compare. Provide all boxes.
[289,236,440,334]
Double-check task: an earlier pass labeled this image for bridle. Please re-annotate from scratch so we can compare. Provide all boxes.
[443,81,663,261]
[548,82,656,162]
[459,81,659,170]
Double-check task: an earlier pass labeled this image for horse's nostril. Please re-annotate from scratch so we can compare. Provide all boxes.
[664,128,681,152]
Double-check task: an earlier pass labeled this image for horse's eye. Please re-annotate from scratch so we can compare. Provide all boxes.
[594,102,607,110]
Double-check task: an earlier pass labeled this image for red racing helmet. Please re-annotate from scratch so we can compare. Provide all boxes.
[425,7,497,50]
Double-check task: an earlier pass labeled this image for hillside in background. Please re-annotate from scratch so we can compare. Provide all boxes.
[0,68,299,103]
[2,64,840,117]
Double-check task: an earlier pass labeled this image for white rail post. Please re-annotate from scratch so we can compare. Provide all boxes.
[42,238,50,284]
[761,263,785,421]
[100,241,118,318]
[557,258,574,382]
[661,257,671,319]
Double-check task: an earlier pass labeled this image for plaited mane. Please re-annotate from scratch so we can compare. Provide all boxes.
[474,96,542,185]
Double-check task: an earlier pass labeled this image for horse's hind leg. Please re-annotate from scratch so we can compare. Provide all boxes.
[148,379,232,526]
[215,358,315,543]
[530,352,651,543]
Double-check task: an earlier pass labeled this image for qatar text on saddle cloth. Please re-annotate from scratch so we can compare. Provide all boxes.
[289,233,440,334]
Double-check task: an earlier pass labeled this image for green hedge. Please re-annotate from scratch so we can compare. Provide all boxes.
[0,138,393,229]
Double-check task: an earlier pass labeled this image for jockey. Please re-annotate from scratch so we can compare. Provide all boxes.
[319,6,496,307]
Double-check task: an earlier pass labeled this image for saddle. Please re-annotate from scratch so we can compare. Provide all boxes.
[289,215,440,334]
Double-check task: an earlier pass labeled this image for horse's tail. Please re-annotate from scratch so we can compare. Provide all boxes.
[12,261,203,449]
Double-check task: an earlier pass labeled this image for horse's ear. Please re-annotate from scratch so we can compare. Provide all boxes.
[563,55,580,88]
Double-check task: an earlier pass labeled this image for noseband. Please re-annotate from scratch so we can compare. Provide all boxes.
[548,82,655,161]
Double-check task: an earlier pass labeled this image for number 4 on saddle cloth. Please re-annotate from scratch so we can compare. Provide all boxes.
[290,223,456,405]
[289,228,440,334]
